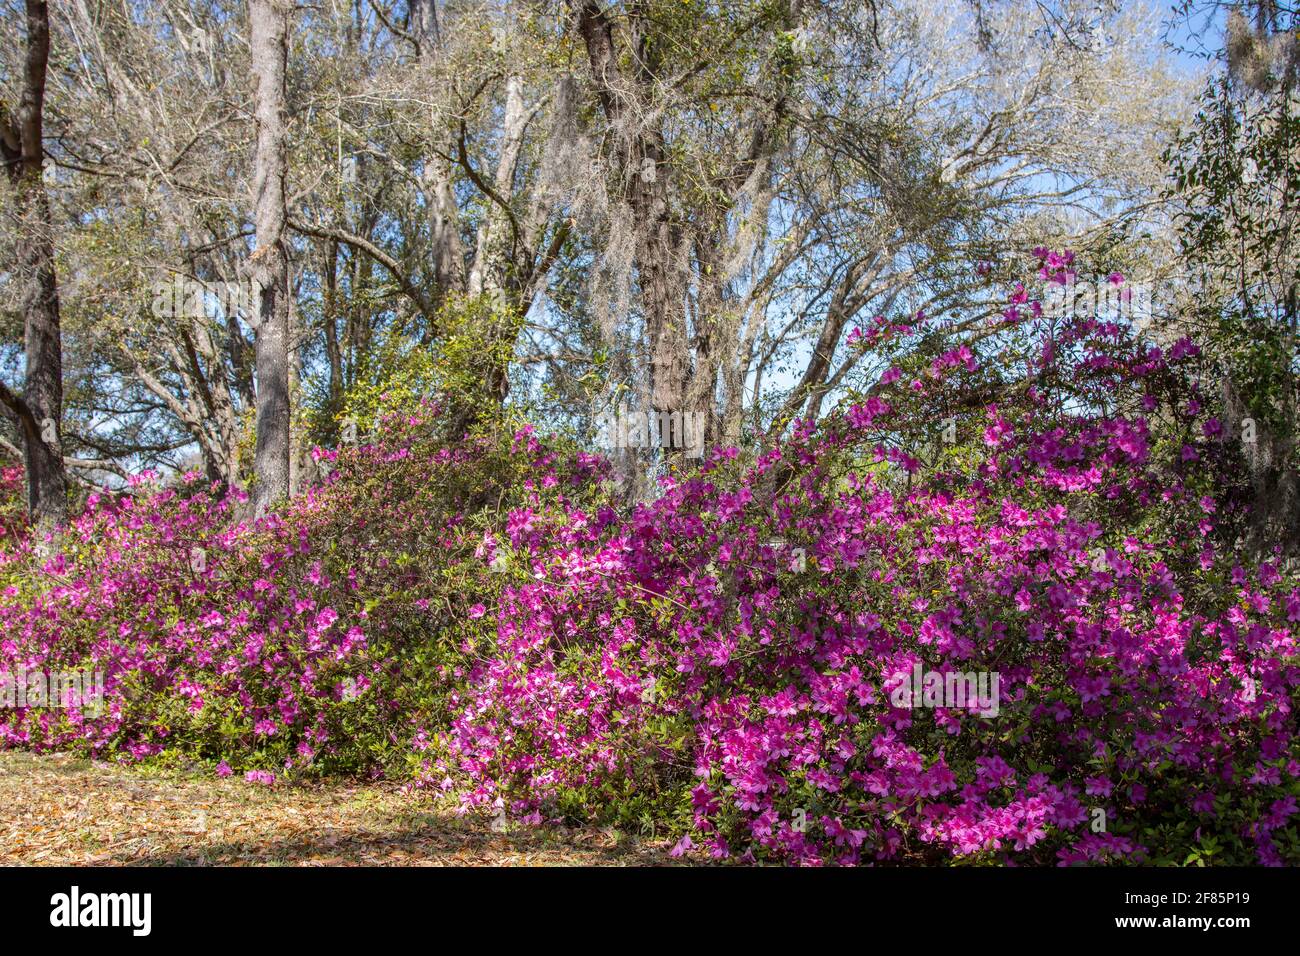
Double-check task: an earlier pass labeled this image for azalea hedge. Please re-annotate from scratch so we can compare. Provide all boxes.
[2,253,1297,866]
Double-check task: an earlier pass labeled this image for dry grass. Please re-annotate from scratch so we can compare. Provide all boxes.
[0,751,673,866]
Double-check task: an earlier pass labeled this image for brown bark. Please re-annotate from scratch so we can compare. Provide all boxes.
[570,0,803,441]
[571,0,689,418]
[413,0,465,306]
[247,0,292,516]
[0,1,68,546]
[323,240,343,411]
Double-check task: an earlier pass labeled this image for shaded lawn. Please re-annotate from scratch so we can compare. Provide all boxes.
[0,752,673,866]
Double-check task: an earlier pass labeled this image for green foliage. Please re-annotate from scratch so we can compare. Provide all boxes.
[309,293,523,445]
[1166,75,1299,435]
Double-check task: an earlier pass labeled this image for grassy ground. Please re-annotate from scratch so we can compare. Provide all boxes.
[0,752,672,866]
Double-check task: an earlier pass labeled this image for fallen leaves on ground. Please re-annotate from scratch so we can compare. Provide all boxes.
[0,752,673,866]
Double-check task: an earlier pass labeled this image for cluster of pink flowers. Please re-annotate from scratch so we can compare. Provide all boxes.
[0,473,378,783]
[1,254,1296,866]
[0,403,610,788]
[433,257,1299,865]
[0,462,26,552]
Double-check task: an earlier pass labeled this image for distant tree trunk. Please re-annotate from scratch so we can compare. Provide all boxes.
[572,1,688,416]
[248,0,291,516]
[469,70,530,406]
[0,0,68,548]
[322,240,343,412]
[288,272,305,496]
[412,0,465,310]
[570,0,800,434]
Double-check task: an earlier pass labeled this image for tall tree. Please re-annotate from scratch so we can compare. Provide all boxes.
[248,0,292,516]
[2,0,1191,501]
[0,0,67,545]
[1166,1,1300,554]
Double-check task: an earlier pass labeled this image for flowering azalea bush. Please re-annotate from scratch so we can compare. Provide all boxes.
[433,253,1300,866]
[0,403,605,783]
[0,455,25,552]
[2,253,1297,866]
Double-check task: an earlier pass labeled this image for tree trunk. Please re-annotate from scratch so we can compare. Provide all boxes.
[413,0,465,310]
[0,1,68,547]
[17,184,65,543]
[248,0,292,517]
